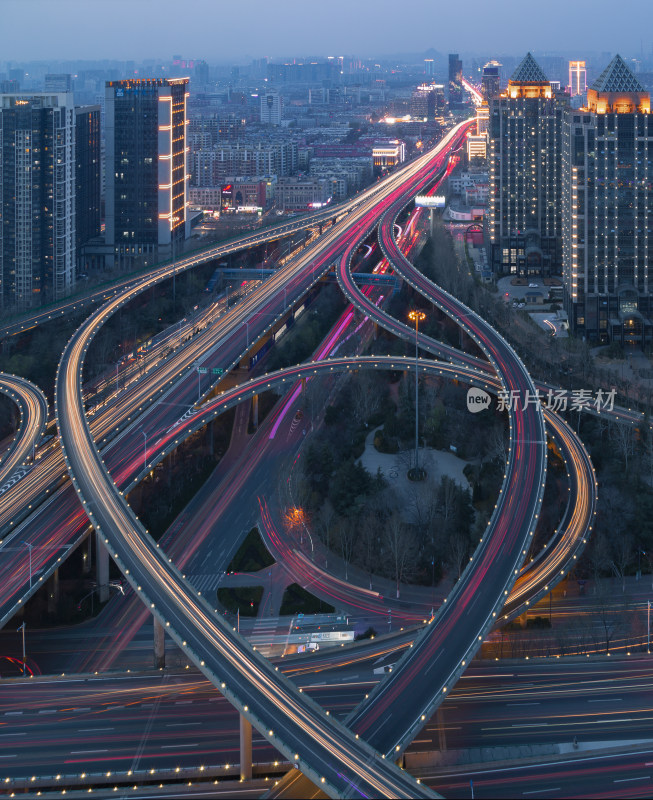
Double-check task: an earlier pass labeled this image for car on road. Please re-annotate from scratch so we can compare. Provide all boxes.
[529,282,538,288]
[297,643,319,653]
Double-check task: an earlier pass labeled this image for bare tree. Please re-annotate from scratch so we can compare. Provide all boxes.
[610,420,635,471]
[358,512,379,589]
[588,532,612,588]
[485,423,509,467]
[351,373,384,427]
[610,532,634,594]
[383,514,418,598]
[438,476,458,535]
[335,518,357,581]
[593,578,623,653]
[406,476,439,531]
[317,499,336,567]
[448,533,469,581]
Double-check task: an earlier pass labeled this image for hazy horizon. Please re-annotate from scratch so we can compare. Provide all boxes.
[4,0,653,64]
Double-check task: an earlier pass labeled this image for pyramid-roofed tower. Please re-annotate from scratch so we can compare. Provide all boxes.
[587,53,650,113]
[506,53,552,99]
[591,54,645,93]
[510,52,549,84]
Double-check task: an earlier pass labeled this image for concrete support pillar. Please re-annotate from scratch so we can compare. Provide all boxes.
[47,568,59,614]
[95,531,109,603]
[301,376,306,394]
[239,714,252,780]
[153,618,165,669]
[429,208,435,239]
[252,394,259,430]
[373,321,379,340]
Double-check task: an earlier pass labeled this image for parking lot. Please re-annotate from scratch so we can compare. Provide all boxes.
[497,275,555,302]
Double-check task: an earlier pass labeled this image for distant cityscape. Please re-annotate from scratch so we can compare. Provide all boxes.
[3,48,653,332]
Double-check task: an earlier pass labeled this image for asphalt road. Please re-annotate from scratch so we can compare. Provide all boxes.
[2,657,653,791]
[0,373,48,489]
[54,131,472,798]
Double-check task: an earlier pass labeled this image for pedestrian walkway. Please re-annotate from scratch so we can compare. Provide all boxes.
[187,573,223,592]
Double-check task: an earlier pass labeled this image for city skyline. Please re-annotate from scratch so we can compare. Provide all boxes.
[4,0,653,62]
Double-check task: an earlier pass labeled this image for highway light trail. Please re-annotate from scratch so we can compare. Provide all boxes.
[55,132,475,798]
[10,117,592,799]
[0,373,48,490]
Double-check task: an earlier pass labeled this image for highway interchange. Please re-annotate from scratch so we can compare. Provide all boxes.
[0,116,645,797]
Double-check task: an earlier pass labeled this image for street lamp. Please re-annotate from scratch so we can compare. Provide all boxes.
[23,542,33,589]
[408,310,426,480]
[16,622,26,675]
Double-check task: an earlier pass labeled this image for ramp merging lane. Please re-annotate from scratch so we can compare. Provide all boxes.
[54,133,478,798]
[0,373,48,489]
[330,145,547,768]
[0,197,365,341]
[114,355,594,629]
[0,140,452,630]
[34,119,589,798]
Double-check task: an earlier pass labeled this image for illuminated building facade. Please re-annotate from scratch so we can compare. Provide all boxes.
[563,55,653,343]
[410,84,444,121]
[260,90,283,125]
[487,53,565,276]
[0,92,76,309]
[75,105,101,272]
[481,62,501,102]
[105,78,190,270]
[476,104,489,135]
[372,141,406,170]
[448,54,463,106]
[568,61,587,97]
[467,134,487,160]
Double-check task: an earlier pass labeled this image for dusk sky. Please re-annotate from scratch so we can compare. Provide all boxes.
[4,0,653,62]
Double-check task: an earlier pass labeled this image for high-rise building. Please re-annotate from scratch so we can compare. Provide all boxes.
[45,74,73,92]
[481,62,501,101]
[562,55,653,343]
[105,78,190,270]
[0,79,20,94]
[0,92,76,309]
[476,104,489,135]
[568,61,587,96]
[424,58,435,77]
[75,105,101,272]
[260,90,282,125]
[487,53,565,276]
[193,60,209,87]
[448,54,463,106]
[410,84,443,120]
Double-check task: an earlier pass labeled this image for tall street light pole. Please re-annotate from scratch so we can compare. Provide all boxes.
[23,542,33,589]
[17,622,26,675]
[408,310,426,479]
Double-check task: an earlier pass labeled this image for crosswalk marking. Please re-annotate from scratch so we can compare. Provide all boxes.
[187,573,222,591]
